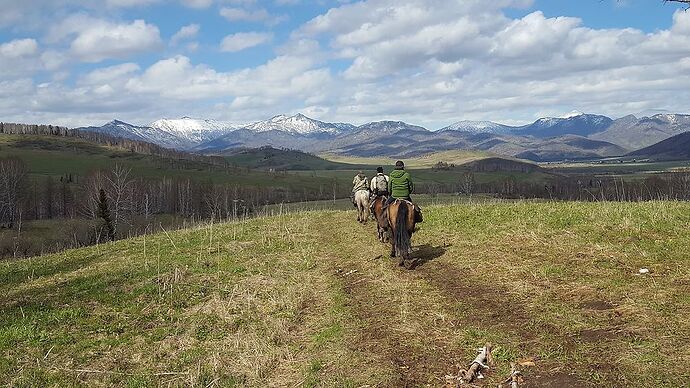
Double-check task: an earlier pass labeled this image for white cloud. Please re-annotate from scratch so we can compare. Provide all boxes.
[170,24,200,46]
[79,63,141,85]
[0,39,38,58]
[180,0,213,8]
[220,31,273,52]
[219,6,287,25]
[0,39,41,78]
[65,19,162,62]
[220,7,270,22]
[4,0,690,128]
[40,50,68,71]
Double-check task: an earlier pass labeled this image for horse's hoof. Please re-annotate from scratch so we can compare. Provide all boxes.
[398,260,405,267]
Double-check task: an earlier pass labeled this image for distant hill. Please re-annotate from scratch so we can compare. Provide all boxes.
[79,118,238,150]
[222,146,365,171]
[69,111,690,162]
[627,132,690,160]
[439,120,513,134]
[512,112,614,138]
[439,112,613,138]
[590,114,690,150]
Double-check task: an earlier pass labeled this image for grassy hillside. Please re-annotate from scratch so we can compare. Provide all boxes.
[320,149,492,168]
[223,147,371,171]
[0,135,346,191]
[2,202,689,386]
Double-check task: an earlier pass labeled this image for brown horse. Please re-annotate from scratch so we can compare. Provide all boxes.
[371,195,389,242]
[386,199,418,269]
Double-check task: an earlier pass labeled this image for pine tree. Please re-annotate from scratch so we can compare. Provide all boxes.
[97,189,115,241]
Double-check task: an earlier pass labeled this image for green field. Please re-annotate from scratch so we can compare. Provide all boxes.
[0,135,349,192]
[545,159,690,177]
[320,149,493,168]
[0,134,555,193]
[2,201,688,387]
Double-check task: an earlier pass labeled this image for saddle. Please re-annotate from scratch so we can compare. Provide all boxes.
[388,199,423,223]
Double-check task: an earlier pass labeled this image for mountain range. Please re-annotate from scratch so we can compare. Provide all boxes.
[77,111,690,162]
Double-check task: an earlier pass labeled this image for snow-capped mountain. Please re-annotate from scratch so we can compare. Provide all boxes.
[514,112,613,138]
[79,120,149,141]
[590,113,690,150]
[243,113,356,135]
[149,117,239,146]
[78,117,240,150]
[79,120,183,148]
[355,121,428,134]
[74,111,690,161]
[440,120,513,134]
[558,110,585,119]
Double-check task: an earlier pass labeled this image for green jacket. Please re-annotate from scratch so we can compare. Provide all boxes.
[388,168,413,199]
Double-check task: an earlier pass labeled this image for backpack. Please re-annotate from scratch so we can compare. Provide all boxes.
[375,175,388,193]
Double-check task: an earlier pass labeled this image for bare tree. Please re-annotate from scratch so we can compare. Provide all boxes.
[81,170,108,219]
[461,172,476,195]
[0,158,26,227]
[107,164,133,236]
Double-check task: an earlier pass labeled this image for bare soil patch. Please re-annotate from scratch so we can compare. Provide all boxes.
[580,300,615,311]
[337,266,465,386]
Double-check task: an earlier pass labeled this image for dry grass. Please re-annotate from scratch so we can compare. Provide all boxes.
[319,150,493,168]
[1,201,689,387]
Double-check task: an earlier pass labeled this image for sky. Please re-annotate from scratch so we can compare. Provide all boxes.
[1,0,690,129]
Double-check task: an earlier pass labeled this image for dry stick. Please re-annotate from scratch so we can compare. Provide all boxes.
[463,343,493,383]
[510,363,521,388]
[159,223,178,250]
[498,363,522,388]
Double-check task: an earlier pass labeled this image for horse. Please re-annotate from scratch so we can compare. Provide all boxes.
[386,199,419,269]
[371,195,389,242]
[354,189,370,223]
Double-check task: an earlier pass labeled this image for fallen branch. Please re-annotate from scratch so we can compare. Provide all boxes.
[461,343,493,383]
[498,363,523,388]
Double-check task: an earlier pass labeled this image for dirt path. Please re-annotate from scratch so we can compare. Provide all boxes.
[322,216,591,387]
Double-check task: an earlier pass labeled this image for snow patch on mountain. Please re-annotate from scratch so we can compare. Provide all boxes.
[440,120,512,134]
[558,110,585,119]
[243,113,355,135]
[149,117,239,144]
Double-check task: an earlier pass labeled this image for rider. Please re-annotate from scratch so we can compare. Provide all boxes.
[386,161,413,203]
[385,160,422,222]
[369,166,390,212]
[351,170,369,206]
[370,166,390,197]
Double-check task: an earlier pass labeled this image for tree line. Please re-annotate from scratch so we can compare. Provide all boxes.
[418,171,690,202]
[0,122,228,167]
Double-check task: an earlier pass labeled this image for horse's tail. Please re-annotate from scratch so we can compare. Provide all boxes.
[394,201,410,257]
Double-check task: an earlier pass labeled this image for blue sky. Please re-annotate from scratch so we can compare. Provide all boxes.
[1,0,690,129]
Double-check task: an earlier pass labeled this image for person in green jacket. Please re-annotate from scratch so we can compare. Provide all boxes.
[386,160,414,205]
[384,160,422,222]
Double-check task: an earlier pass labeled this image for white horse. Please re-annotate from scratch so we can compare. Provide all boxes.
[354,189,370,223]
